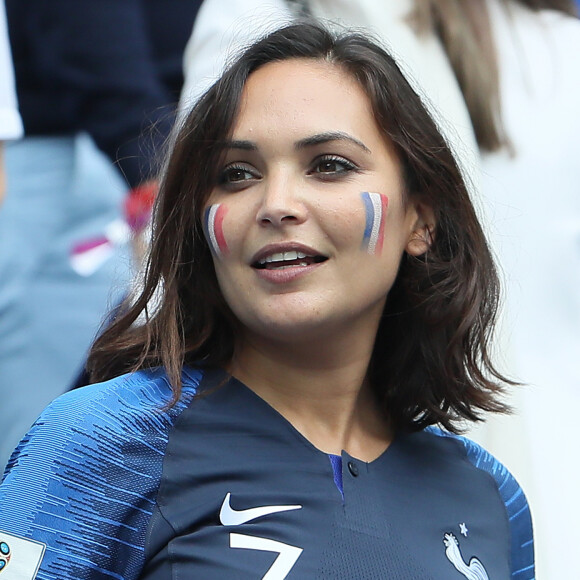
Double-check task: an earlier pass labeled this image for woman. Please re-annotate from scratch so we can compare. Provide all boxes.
[0,23,532,579]
[0,0,203,472]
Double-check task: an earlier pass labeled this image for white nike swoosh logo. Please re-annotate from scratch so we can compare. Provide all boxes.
[220,493,302,526]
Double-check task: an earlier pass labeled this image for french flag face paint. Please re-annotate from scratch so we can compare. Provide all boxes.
[361,192,389,255]
[204,204,229,258]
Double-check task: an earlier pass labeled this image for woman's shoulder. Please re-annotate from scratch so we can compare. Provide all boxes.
[65,366,202,409]
[7,366,204,467]
[0,367,205,578]
[423,426,523,494]
[68,367,203,409]
[3,371,201,460]
[422,426,534,577]
[60,366,199,418]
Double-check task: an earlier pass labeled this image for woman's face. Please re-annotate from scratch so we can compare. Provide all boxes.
[204,59,431,344]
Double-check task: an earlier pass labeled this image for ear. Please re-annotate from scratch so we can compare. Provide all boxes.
[406,200,436,257]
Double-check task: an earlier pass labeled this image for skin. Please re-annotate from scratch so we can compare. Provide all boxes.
[205,59,434,460]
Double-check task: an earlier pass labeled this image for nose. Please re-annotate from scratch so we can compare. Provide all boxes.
[255,171,307,227]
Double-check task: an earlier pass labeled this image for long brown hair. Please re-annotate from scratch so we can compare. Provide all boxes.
[88,22,511,433]
[411,0,578,151]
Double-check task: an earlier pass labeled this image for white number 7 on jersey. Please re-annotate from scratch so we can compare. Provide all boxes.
[230,533,303,579]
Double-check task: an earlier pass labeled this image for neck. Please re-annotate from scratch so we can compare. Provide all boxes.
[229,326,393,461]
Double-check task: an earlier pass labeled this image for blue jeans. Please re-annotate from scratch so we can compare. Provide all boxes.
[0,134,132,471]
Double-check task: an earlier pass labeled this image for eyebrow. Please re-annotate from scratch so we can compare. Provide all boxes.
[295,132,371,153]
[223,140,258,151]
[222,132,371,153]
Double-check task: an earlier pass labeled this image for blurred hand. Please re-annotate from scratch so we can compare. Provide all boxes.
[125,179,158,267]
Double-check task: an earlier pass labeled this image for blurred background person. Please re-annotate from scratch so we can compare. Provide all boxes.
[409,2,579,576]
[180,0,579,576]
[0,0,203,471]
[445,2,579,577]
[0,0,22,203]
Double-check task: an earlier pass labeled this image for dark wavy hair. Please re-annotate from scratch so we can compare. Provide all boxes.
[87,22,511,432]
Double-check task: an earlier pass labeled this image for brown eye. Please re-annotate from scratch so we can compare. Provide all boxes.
[311,155,358,176]
[318,160,341,173]
[225,168,252,182]
[219,164,260,186]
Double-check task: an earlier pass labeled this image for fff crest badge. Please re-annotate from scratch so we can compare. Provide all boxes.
[0,531,45,579]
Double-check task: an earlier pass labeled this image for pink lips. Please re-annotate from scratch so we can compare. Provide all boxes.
[251,242,328,284]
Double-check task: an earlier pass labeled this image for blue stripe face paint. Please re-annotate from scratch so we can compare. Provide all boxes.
[360,192,389,254]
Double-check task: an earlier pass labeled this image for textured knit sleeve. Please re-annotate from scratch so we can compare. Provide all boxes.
[0,370,199,579]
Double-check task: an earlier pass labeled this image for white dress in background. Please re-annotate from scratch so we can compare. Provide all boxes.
[470,2,580,577]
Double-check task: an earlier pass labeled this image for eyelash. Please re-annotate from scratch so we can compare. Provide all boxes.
[217,154,359,189]
[308,155,359,178]
[218,164,261,187]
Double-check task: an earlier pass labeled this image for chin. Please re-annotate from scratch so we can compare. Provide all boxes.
[250,316,326,339]
[242,310,354,345]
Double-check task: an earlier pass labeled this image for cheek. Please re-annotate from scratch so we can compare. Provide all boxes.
[203,203,229,258]
[360,192,389,255]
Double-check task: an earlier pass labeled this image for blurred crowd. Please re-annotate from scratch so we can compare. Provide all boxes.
[1,0,579,576]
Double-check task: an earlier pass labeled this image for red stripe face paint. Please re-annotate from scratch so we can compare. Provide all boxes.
[204,204,229,258]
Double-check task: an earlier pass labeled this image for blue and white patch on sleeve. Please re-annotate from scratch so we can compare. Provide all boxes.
[0,530,45,579]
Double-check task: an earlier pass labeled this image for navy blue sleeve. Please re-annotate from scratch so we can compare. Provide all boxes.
[429,428,535,579]
[6,0,201,187]
[0,369,200,579]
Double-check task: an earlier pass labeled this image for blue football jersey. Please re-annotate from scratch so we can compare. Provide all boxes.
[0,367,534,579]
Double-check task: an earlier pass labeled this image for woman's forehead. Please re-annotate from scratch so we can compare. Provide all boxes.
[231,59,381,147]
[241,58,360,107]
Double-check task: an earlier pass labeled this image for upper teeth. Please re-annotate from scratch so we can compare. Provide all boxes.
[260,251,308,264]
